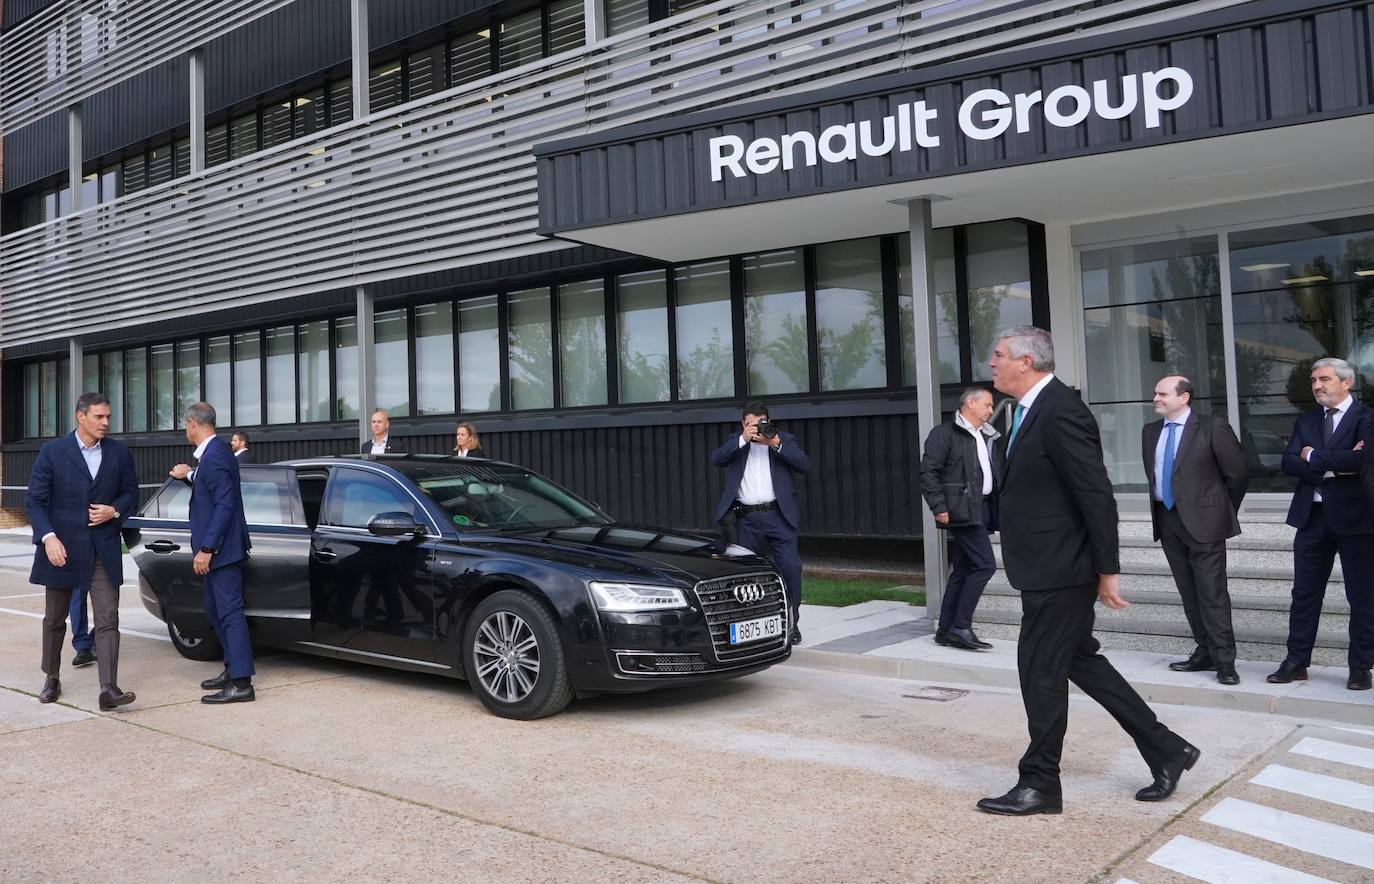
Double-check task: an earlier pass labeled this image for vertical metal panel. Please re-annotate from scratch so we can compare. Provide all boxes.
[960,75,1001,165]
[1215,28,1264,126]
[998,69,1043,161]
[851,96,887,182]
[369,0,502,53]
[82,58,189,161]
[1124,44,1167,142]
[662,133,693,210]
[1167,37,1216,133]
[1314,8,1366,110]
[1264,19,1313,118]
[633,140,665,216]
[205,0,351,114]
[606,143,637,217]
[2,110,67,191]
[919,83,958,173]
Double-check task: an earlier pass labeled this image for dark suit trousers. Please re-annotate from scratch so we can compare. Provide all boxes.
[1287,505,1374,670]
[1017,583,1182,795]
[939,498,995,631]
[1157,505,1236,663]
[42,562,120,686]
[204,563,256,679]
[736,509,802,624]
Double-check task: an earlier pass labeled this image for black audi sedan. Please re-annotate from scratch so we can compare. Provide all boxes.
[125,455,790,719]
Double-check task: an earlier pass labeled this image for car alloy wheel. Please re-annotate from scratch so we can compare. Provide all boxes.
[463,589,573,720]
[167,618,223,661]
[473,610,541,703]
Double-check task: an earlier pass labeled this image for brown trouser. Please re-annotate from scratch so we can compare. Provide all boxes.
[42,562,120,687]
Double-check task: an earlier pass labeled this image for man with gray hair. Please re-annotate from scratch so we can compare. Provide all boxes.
[1268,357,1373,691]
[978,326,1196,816]
[919,385,1002,650]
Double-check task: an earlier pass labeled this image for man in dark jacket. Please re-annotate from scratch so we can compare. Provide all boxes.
[27,392,139,710]
[919,386,1002,650]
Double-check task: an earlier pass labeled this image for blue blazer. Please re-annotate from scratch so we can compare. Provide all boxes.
[190,436,251,569]
[1281,399,1374,535]
[711,431,810,530]
[27,432,139,590]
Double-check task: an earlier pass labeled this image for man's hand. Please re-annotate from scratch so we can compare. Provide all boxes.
[193,550,213,576]
[743,424,765,445]
[170,463,192,480]
[765,433,782,448]
[1356,440,1366,451]
[1301,446,1314,461]
[1097,573,1129,609]
[935,512,950,525]
[43,535,67,568]
[88,503,117,527]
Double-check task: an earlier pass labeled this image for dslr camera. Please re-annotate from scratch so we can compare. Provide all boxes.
[755,420,779,440]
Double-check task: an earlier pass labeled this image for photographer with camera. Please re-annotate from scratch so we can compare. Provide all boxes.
[712,401,811,645]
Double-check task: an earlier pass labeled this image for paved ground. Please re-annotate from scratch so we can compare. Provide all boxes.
[2,570,1371,883]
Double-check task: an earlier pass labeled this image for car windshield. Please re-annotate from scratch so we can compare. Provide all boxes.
[396,462,611,532]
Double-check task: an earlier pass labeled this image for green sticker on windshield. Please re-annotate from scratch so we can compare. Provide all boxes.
[452,514,472,526]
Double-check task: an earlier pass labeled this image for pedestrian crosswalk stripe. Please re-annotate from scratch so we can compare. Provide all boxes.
[1200,797,1374,870]
[1147,835,1336,884]
[1250,764,1374,813]
[1290,737,1374,772]
[1328,725,1374,737]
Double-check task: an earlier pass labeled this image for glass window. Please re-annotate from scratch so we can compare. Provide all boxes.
[146,144,173,188]
[266,326,296,424]
[559,280,608,407]
[815,238,885,391]
[966,221,1033,381]
[299,320,331,422]
[122,154,146,194]
[81,173,98,208]
[205,335,231,418]
[617,270,670,404]
[323,469,422,528]
[233,332,262,426]
[152,343,176,430]
[415,302,455,415]
[99,165,120,202]
[744,249,808,395]
[100,351,124,433]
[329,78,353,126]
[176,339,202,420]
[82,353,99,393]
[897,229,959,384]
[675,261,734,400]
[498,9,543,71]
[22,192,45,227]
[606,0,650,35]
[407,44,447,100]
[374,308,410,416]
[335,317,359,420]
[206,124,229,168]
[229,112,258,159]
[459,295,501,412]
[241,474,295,525]
[174,139,191,179]
[40,361,59,437]
[57,357,70,426]
[24,363,41,438]
[369,61,404,111]
[450,31,492,87]
[57,184,71,216]
[508,287,554,410]
[262,101,293,148]
[125,347,148,433]
[548,0,587,54]
[292,89,327,139]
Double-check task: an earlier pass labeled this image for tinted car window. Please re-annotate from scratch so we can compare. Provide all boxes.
[397,462,607,532]
[242,476,294,525]
[322,469,422,529]
[154,481,192,520]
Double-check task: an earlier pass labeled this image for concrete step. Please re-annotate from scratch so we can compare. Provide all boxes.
[975,590,1347,635]
[988,542,1343,582]
[980,582,1350,616]
[985,571,1323,601]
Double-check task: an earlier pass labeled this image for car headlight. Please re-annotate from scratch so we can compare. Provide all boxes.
[588,581,688,612]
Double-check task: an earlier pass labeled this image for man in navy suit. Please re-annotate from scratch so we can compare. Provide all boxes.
[27,392,139,710]
[712,401,810,645]
[1267,358,1373,691]
[170,403,255,703]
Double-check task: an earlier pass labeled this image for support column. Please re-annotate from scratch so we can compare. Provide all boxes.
[189,49,206,174]
[356,286,376,444]
[351,0,370,119]
[68,338,84,414]
[1217,232,1240,432]
[907,199,947,622]
[583,0,607,43]
[68,106,83,212]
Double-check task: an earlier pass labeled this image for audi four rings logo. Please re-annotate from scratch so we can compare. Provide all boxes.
[733,583,765,603]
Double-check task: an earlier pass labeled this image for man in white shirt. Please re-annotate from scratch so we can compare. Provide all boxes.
[363,410,393,455]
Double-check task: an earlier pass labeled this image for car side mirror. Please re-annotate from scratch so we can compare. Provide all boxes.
[367,511,426,538]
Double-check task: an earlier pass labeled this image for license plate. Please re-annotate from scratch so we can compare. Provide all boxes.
[729,615,783,645]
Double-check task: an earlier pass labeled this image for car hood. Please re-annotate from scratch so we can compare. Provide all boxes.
[455,524,776,584]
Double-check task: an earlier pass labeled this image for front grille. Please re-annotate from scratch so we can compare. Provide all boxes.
[693,572,789,664]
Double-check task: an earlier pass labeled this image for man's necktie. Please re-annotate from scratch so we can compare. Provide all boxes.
[1007,404,1026,453]
[1323,407,1337,445]
[1160,422,1178,511]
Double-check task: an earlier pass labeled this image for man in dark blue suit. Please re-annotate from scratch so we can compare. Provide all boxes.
[170,402,255,703]
[1267,358,1373,691]
[27,392,139,710]
[712,401,810,645]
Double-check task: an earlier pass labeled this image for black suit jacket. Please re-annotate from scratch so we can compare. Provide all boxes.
[362,440,394,455]
[234,448,254,464]
[1142,413,1248,543]
[711,431,810,530]
[998,377,1119,592]
[918,418,1003,529]
[1281,400,1374,535]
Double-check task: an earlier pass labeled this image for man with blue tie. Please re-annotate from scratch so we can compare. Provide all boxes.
[27,392,139,710]
[1267,358,1373,691]
[169,403,256,703]
[1142,376,1248,684]
[712,402,811,645]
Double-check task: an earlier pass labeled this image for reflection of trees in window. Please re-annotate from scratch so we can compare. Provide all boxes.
[745,301,808,394]
[618,338,670,402]
[817,297,884,391]
[509,289,554,410]
[678,329,733,400]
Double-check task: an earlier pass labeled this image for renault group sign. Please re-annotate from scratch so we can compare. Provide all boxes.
[708,67,1195,182]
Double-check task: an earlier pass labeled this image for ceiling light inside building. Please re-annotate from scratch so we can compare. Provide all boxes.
[1281,275,1329,285]
[1355,269,1374,277]
[1239,263,1289,272]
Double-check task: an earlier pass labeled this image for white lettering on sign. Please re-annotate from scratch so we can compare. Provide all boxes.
[708,67,1194,181]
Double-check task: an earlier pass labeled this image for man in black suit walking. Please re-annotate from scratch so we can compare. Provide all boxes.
[1142,376,1248,684]
[977,327,1197,816]
[1266,357,1373,691]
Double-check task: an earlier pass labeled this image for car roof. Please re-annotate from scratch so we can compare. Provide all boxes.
[271,453,520,470]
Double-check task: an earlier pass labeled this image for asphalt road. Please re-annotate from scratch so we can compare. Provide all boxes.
[1,571,1366,883]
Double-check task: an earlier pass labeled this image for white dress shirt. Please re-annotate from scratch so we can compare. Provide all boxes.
[186,435,213,484]
[1016,373,1055,412]
[954,413,994,496]
[1309,394,1352,503]
[77,434,102,480]
[370,437,389,455]
[735,435,777,505]
[1152,407,1191,502]
[234,448,247,458]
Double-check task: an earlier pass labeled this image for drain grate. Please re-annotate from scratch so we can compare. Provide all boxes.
[902,686,969,702]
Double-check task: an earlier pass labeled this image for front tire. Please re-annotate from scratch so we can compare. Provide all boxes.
[167,619,223,661]
[463,590,572,720]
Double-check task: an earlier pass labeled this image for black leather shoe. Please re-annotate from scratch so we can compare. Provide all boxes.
[1168,651,1215,672]
[71,649,97,668]
[202,683,255,704]
[789,627,802,647]
[1349,668,1372,691]
[934,628,950,646]
[1136,742,1200,801]
[968,630,993,650]
[976,785,1062,816]
[38,675,60,704]
[944,627,985,651]
[200,668,231,690]
[98,685,135,711]
[1266,661,1308,684]
[1216,663,1240,686]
